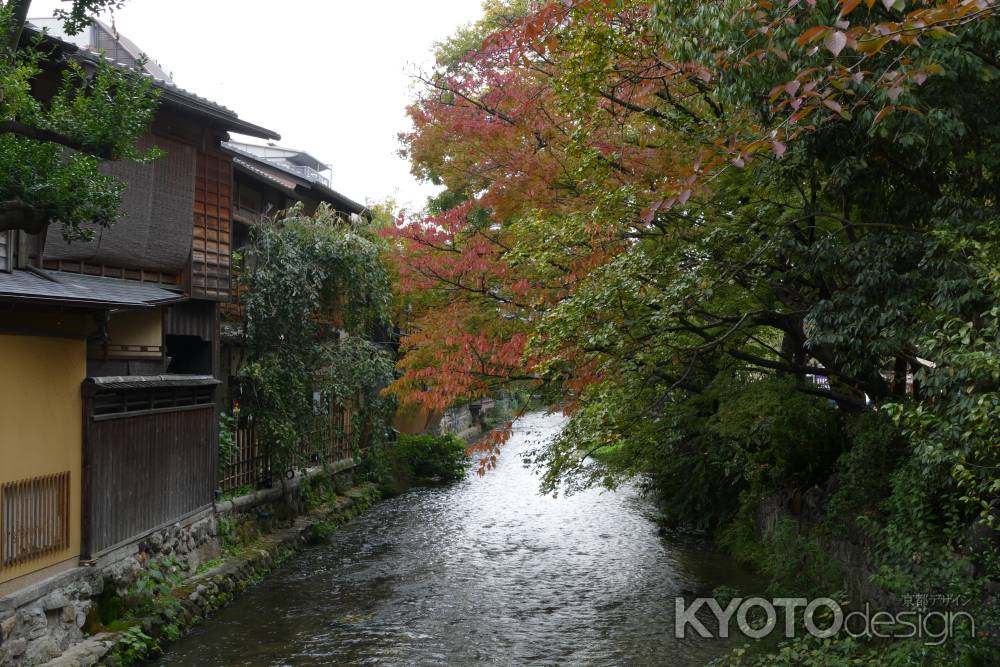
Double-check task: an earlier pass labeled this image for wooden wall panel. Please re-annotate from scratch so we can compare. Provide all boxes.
[191,151,233,301]
[84,404,215,556]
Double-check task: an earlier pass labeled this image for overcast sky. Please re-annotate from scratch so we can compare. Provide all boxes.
[29,0,485,211]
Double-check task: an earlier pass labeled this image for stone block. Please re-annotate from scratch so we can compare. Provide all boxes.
[41,591,70,612]
[1,614,16,641]
[24,636,61,664]
[149,531,164,551]
[61,607,76,625]
[5,637,26,657]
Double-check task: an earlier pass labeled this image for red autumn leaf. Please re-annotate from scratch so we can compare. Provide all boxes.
[840,0,862,16]
[797,25,828,47]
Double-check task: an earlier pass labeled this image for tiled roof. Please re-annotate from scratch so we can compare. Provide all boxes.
[83,375,219,393]
[0,269,185,308]
[231,155,299,193]
[23,23,279,141]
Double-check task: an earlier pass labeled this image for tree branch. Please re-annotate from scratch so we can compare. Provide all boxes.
[6,0,32,51]
[0,120,115,159]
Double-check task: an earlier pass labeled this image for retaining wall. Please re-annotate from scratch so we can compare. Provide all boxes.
[0,465,375,667]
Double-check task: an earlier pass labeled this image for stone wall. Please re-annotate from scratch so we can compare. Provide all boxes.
[46,482,380,666]
[432,404,481,441]
[0,464,364,666]
[98,512,220,598]
[0,569,101,666]
[0,510,218,666]
[752,486,891,608]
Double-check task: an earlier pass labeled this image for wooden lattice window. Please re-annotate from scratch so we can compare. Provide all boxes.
[192,151,233,300]
[1,472,71,568]
[91,385,216,418]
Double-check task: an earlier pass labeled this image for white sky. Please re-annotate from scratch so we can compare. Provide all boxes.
[29,0,485,211]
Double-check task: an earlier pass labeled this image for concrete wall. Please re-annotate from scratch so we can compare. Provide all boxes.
[0,335,85,588]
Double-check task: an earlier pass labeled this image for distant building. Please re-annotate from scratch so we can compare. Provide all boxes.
[225,141,333,187]
[29,16,174,83]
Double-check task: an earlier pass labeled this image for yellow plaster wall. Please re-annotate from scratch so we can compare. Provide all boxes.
[0,334,84,585]
[92,309,162,359]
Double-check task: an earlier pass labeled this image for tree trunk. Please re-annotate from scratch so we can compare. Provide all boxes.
[5,0,33,51]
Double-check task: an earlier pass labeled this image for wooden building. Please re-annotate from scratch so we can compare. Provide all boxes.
[0,24,278,593]
[215,141,370,492]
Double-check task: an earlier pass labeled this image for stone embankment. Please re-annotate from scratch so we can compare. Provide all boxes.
[0,470,380,667]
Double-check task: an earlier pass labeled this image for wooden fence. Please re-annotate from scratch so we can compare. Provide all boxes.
[218,401,359,494]
[218,424,270,493]
[82,377,218,558]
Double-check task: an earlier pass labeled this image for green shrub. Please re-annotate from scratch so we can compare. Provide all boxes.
[761,519,845,599]
[710,378,845,490]
[218,412,237,467]
[719,496,845,600]
[718,499,768,569]
[827,411,905,520]
[393,433,469,484]
[110,626,160,665]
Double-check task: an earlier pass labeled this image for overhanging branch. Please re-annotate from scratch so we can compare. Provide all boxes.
[0,120,115,159]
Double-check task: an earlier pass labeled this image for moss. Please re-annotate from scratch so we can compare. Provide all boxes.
[194,558,223,574]
[84,586,127,634]
[718,498,768,570]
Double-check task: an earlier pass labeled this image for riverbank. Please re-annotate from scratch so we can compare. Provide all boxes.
[0,418,487,666]
[39,480,381,667]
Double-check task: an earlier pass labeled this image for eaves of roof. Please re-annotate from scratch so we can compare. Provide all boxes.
[297,181,367,217]
[27,25,281,141]
[0,268,185,309]
[223,143,368,217]
[82,375,219,395]
[155,83,280,141]
[231,156,300,198]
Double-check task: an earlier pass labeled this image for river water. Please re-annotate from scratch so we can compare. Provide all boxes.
[155,412,759,666]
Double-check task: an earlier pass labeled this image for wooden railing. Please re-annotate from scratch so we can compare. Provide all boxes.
[219,402,361,494]
[0,472,71,569]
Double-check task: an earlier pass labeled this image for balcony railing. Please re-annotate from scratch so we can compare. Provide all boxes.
[285,164,330,186]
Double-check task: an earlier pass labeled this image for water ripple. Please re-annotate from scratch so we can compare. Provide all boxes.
[155,412,759,666]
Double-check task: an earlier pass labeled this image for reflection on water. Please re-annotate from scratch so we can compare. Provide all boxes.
[155,412,759,666]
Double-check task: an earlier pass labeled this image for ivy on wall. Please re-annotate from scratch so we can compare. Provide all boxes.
[234,204,395,472]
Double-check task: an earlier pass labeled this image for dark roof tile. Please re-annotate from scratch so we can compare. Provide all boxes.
[0,269,184,308]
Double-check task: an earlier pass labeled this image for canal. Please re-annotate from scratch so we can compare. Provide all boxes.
[155,412,759,666]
